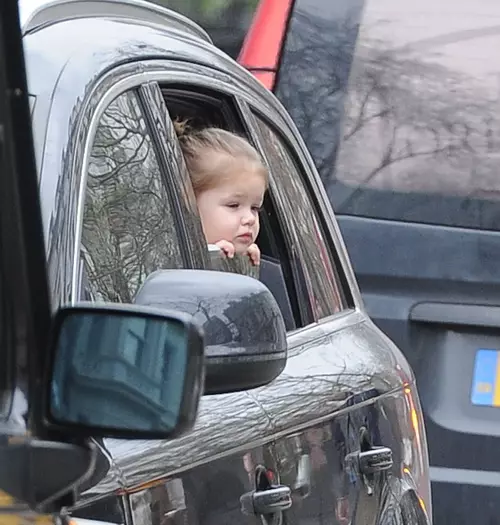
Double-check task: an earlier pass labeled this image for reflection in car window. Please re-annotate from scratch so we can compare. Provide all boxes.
[276,0,500,230]
[252,114,345,320]
[122,317,147,366]
[81,91,182,303]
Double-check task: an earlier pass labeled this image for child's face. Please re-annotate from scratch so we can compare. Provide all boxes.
[196,165,266,253]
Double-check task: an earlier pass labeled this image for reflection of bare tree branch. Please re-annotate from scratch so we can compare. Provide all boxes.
[343,80,390,141]
[276,8,500,217]
[81,91,183,303]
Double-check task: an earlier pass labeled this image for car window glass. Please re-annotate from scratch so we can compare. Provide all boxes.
[275,0,500,231]
[252,113,345,320]
[81,90,182,303]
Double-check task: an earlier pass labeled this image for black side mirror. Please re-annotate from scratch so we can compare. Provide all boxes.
[42,303,205,439]
[134,269,287,395]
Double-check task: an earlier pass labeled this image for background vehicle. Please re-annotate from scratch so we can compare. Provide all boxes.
[239,0,500,523]
[16,1,431,524]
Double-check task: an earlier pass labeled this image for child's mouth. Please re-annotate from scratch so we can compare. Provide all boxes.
[236,233,252,242]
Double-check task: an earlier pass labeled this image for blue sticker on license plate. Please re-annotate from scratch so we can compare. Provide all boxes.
[471,349,500,407]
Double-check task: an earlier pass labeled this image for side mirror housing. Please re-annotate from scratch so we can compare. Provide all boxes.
[43,303,205,439]
[134,269,287,395]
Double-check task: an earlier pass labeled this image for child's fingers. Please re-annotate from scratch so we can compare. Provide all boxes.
[247,244,261,266]
[216,240,235,258]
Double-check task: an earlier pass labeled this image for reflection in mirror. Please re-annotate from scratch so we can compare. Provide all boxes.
[50,310,190,434]
[208,244,259,280]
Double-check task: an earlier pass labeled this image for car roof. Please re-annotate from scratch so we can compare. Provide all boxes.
[20,0,267,114]
[19,0,212,43]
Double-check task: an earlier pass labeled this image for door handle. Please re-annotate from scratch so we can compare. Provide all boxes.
[345,446,393,495]
[358,446,393,475]
[240,485,292,516]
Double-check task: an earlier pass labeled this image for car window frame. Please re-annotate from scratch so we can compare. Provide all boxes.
[69,77,211,303]
[66,60,360,311]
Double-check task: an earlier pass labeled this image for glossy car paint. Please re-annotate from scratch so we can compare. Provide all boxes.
[18,1,430,524]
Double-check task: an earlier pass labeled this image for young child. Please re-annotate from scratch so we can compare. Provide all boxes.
[174,120,268,266]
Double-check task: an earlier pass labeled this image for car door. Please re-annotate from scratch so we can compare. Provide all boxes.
[240,104,430,525]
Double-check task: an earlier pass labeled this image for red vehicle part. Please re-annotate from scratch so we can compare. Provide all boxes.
[238,0,293,90]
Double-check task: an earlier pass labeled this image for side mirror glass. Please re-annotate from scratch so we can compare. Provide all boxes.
[45,304,205,439]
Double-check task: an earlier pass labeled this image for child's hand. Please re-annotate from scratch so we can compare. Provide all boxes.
[215,239,235,258]
[246,243,261,266]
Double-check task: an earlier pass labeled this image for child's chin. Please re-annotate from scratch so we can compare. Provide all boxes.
[233,240,252,252]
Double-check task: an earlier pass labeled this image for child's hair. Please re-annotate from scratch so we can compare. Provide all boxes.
[173,118,269,196]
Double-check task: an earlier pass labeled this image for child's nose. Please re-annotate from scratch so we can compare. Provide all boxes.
[242,210,256,225]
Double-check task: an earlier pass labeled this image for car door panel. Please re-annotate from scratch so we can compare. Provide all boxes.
[252,314,426,525]
[81,392,277,525]
[127,451,272,525]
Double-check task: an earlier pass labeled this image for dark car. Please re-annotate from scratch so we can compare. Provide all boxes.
[9,0,430,523]
[239,0,500,524]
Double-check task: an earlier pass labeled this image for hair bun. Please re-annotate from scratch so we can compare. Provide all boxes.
[173,118,191,139]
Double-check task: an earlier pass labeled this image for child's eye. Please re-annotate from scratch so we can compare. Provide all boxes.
[226,203,239,209]
[252,206,263,213]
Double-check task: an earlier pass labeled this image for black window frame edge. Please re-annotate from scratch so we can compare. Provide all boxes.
[0,0,51,432]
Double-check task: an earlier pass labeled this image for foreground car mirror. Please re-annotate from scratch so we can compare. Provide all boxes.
[43,303,205,439]
[134,269,287,395]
